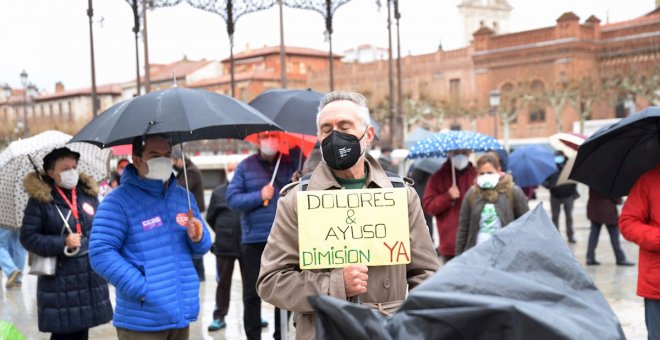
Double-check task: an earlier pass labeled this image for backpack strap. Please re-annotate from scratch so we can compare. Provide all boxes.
[384,171,405,188]
[297,172,406,191]
[298,173,313,191]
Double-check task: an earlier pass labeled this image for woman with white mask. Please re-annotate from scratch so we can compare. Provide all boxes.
[455,152,529,255]
[20,147,113,339]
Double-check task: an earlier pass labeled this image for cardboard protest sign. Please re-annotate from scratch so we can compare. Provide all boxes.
[297,188,410,269]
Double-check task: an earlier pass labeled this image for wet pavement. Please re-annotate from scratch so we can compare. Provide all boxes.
[0,186,647,339]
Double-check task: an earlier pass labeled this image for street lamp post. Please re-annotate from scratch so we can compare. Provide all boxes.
[489,89,500,139]
[20,70,30,138]
[2,84,10,121]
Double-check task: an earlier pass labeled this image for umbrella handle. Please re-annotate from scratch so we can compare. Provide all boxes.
[263,154,282,207]
[188,209,201,239]
[64,246,80,257]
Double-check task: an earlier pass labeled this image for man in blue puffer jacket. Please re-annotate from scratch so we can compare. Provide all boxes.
[89,134,211,339]
[227,131,296,340]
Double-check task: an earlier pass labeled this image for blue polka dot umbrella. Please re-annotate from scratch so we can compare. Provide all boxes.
[407,130,503,159]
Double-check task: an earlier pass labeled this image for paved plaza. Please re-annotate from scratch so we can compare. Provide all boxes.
[0,186,647,339]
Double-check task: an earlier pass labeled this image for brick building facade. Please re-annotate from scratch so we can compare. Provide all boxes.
[308,9,660,146]
[188,45,340,102]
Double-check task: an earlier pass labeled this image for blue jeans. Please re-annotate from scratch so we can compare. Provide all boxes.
[645,298,660,340]
[0,228,26,278]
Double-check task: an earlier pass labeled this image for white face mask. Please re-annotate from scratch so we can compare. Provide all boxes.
[144,157,173,182]
[226,171,235,182]
[477,173,501,189]
[451,154,469,171]
[59,169,79,189]
[260,138,279,156]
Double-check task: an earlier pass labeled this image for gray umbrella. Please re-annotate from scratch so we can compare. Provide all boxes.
[70,87,282,147]
[309,205,624,339]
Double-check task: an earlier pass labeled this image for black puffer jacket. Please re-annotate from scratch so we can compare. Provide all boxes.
[20,172,113,333]
[205,183,241,257]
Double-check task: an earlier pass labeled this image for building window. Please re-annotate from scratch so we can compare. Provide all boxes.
[615,101,626,118]
[449,78,461,101]
[300,62,306,74]
[529,109,546,122]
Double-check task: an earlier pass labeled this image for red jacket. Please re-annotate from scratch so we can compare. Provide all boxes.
[422,162,476,256]
[620,164,660,299]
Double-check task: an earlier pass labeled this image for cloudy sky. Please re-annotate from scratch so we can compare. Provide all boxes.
[0,0,654,92]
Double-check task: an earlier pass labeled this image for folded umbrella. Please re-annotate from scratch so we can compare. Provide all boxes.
[569,106,660,197]
[0,130,110,229]
[508,145,556,187]
[309,205,625,340]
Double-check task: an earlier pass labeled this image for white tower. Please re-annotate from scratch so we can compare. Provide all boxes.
[458,0,512,46]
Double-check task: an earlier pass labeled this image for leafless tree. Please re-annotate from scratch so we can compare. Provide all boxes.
[498,81,535,151]
[567,76,603,133]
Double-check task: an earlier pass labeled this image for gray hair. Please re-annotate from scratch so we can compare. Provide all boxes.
[316,90,371,130]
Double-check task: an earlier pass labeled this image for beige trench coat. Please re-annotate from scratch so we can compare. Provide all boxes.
[257,155,440,340]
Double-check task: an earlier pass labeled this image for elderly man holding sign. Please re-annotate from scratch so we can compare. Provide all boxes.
[257,90,439,340]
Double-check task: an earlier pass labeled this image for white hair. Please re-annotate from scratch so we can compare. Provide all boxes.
[316,90,371,130]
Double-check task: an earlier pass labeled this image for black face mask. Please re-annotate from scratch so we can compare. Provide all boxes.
[321,129,367,170]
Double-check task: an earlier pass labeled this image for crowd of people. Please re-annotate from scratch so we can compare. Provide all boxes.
[0,89,655,339]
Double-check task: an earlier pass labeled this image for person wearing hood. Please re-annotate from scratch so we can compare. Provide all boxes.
[423,149,477,262]
[89,134,211,339]
[455,152,529,255]
[20,147,113,339]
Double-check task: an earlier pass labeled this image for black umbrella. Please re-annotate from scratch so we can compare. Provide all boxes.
[569,106,660,197]
[70,87,281,147]
[71,87,282,232]
[249,88,323,136]
[309,205,624,340]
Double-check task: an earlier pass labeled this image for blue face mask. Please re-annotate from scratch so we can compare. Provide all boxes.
[555,156,566,164]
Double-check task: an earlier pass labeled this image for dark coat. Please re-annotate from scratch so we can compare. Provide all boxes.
[543,165,578,199]
[422,162,477,256]
[227,153,296,244]
[206,183,242,257]
[587,188,622,225]
[176,159,205,212]
[20,172,113,333]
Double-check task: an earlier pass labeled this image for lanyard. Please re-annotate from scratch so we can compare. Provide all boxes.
[54,185,81,234]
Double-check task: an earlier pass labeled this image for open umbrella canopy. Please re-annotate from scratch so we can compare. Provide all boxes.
[309,205,624,340]
[407,130,503,159]
[244,131,317,157]
[0,130,111,229]
[549,132,587,158]
[70,87,282,147]
[569,106,660,197]
[249,88,323,136]
[508,145,556,187]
